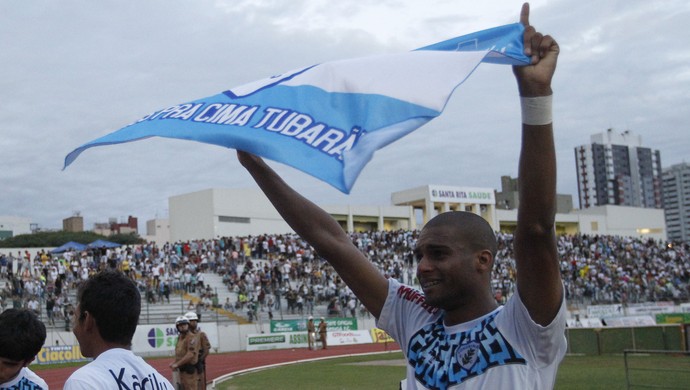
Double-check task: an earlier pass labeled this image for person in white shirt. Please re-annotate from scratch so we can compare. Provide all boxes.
[27,297,40,316]
[0,309,49,389]
[64,270,174,389]
[237,3,564,388]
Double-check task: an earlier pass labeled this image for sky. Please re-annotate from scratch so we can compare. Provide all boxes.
[1,0,689,232]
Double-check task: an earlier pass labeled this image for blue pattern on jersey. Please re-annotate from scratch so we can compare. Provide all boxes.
[2,377,45,389]
[407,311,526,389]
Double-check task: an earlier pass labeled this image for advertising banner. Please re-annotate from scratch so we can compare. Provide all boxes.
[246,331,304,351]
[270,319,307,333]
[246,329,372,351]
[270,317,357,333]
[329,330,372,346]
[247,334,288,350]
[131,323,180,354]
[586,304,623,318]
[656,313,690,324]
[579,318,604,328]
[626,305,675,316]
[34,345,89,365]
[370,328,395,343]
[131,323,218,354]
[602,315,656,327]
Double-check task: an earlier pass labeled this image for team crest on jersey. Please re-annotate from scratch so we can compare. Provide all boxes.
[457,341,480,371]
[407,312,526,389]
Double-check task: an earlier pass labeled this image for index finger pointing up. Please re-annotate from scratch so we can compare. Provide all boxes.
[520,2,530,27]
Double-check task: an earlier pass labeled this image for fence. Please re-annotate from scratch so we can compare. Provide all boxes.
[566,325,684,355]
[624,349,690,389]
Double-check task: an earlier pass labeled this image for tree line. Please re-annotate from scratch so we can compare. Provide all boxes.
[0,231,144,248]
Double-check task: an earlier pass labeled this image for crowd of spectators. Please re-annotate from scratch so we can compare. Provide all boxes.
[1,230,689,328]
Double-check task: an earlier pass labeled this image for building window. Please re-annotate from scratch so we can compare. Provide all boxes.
[590,221,598,231]
[218,216,250,224]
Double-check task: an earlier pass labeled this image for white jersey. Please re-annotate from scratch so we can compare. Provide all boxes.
[377,279,567,390]
[63,348,173,390]
[0,367,48,389]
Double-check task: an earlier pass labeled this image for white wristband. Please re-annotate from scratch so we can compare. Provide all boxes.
[520,95,553,126]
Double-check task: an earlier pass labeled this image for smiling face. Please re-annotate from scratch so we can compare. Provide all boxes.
[415,224,479,311]
[414,212,497,315]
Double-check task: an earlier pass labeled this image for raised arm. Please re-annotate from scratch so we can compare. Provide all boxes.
[512,3,563,326]
[237,151,389,318]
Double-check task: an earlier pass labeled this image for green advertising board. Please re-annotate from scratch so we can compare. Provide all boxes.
[656,313,690,324]
[247,334,286,345]
[270,317,357,333]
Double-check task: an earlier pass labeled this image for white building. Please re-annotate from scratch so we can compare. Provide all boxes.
[391,185,497,227]
[0,216,33,239]
[164,184,668,243]
[571,205,666,240]
[144,218,170,244]
[168,188,413,242]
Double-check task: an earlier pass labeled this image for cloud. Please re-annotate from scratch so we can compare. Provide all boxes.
[1,0,688,231]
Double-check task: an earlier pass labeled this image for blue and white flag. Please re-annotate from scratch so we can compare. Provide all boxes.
[64,23,529,193]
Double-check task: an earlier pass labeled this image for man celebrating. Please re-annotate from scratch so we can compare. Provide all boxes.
[237,3,565,388]
[64,270,173,389]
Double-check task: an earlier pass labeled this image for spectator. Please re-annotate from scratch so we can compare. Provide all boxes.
[46,294,56,325]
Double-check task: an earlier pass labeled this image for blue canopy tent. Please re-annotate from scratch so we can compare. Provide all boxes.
[50,241,87,253]
[87,239,121,249]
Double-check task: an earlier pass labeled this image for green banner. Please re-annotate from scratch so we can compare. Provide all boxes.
[656,313,690,324]
[247,334,286,345]
[270,317,358,333]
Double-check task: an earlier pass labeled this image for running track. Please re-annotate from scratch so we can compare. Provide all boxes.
[38,342,402,389]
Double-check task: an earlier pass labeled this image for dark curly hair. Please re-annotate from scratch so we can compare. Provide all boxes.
[0,308,46,361]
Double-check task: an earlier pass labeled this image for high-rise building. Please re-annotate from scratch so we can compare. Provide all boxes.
[575,129,662,209]
[662,162,690,243]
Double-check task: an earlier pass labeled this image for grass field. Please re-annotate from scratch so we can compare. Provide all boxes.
[216,352,690,389]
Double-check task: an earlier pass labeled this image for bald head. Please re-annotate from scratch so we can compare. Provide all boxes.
[424,211,497,257]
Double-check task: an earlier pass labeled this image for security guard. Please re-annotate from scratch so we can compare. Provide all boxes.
[185,311,211,389]
[170,316,198,389]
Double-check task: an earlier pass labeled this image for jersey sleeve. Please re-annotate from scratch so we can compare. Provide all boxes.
[496,285,567,368]
[376,278,441,353]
